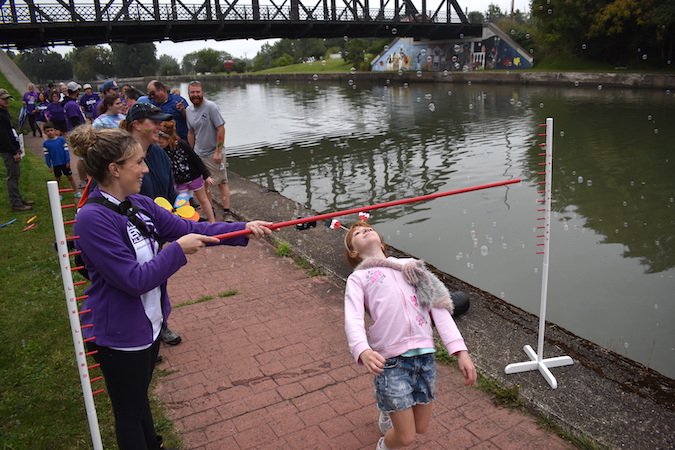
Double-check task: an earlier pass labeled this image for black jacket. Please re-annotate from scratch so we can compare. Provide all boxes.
[0,108,20,155]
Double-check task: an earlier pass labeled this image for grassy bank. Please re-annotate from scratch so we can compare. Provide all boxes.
[0,138,181,447]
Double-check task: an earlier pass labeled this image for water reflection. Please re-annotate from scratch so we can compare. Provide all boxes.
[195,79,674,378]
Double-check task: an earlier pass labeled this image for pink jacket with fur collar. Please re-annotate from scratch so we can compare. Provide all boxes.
[344,256,468,363]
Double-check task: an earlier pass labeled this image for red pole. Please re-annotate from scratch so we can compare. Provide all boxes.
[213,178,521,240]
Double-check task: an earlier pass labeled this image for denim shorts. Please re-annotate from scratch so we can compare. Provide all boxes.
[374,353,437,413]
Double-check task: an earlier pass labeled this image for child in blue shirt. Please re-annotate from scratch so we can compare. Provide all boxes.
[43,122,81,198]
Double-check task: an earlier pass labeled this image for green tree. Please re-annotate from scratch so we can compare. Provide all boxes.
[14,48,72,83]
[110,43,158,77]
[157,54,180,76]
[66,46,112,81]
[468,11,485,23]
[273,53,294,67]
[253,42,275,71]
[343,38,369,69]
[652,0,675,62]
[485,3,506,22]
[182,48,232,74]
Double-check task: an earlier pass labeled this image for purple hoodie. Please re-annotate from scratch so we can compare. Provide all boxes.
[74,188,249,348]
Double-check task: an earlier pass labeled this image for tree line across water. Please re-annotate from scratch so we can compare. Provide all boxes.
[8,0,675,83]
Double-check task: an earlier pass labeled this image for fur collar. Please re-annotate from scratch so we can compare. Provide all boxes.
[355,257,454,314]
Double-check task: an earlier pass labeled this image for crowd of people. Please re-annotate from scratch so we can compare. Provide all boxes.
[1,77,477,450]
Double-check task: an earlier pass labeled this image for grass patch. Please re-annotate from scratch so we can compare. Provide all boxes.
[292,256,325,277]
[435,340,522,408]
[275,240,292,257]
[175,290,239,308]
[255,58,353,74]
[0,149,182,448]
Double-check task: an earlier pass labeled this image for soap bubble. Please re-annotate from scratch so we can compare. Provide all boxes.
[428,103,436,112]
[560,131,565,137]
[539,102,544,108]
[416,71,422,77]
[350,67,356,74]
[424,93,432,100]
[574,81,580,87]
[392,28,398,35]
[582,44,587,50]
[480,245,489,256]
[443,70,449,76]
[447,90,453,96]
[398,69,403,76]
[597,84,602,90]
[647,114,652,121]
[642,54,648,60]
[321,60,326,66]
[275,79,280,85]
[467,81,472,85]
[312,74,318,81]
[586,180,593,186]
[454,44,461,52]
[578,176,584,183]
[654,129,659,134]
[348,79,354,86]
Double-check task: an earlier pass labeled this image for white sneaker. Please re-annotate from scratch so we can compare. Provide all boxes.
[378,411,392,435]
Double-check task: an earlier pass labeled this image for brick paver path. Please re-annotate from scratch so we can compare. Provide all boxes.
[158,239,572,449]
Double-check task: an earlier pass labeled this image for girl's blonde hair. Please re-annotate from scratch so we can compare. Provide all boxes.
[344,220,387,268]
[68,125,139,184]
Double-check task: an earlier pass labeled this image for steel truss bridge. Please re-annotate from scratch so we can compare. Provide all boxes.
[0,0,481,49]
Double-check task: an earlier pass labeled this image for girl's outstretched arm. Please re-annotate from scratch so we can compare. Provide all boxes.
[456,350,477,386]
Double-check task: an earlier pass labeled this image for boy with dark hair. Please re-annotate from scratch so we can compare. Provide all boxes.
[43,121,81,199]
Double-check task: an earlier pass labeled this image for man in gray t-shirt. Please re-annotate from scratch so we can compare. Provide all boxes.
[185,81,232,220]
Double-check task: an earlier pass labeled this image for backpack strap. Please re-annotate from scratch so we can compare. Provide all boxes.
[85,196,160,243]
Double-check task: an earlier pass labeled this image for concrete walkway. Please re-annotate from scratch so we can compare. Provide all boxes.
[157,239,572,449]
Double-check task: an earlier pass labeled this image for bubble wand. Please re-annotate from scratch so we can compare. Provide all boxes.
[213,178,522,240]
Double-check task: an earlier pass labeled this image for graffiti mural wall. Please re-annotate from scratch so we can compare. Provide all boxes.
[371,32,533,72]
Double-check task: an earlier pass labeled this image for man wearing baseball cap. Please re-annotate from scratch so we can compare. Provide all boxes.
[63,82,86,131]
[78,83,99,121]
[0,88,34,211]
[91,80,119,120]
[121,102,183,346]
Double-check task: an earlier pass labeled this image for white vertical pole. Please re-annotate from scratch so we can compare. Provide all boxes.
[504,118,573,389]
[536,117,553,360]
[48,181,103,450]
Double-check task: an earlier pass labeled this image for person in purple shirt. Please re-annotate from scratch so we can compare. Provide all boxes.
[34,91,48,130]
[63,81,86,131]
[69,124,272,449]
[45,90,68,135]
[78,83,100,121]
[146,80,189,140]
[22,83,41,137]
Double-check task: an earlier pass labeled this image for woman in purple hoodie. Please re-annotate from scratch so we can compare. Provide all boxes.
[70,125,273,449]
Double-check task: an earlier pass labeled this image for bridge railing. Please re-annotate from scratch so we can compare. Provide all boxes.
[0,1,460,24]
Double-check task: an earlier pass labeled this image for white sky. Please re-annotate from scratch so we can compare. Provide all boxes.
[48,0,528,62]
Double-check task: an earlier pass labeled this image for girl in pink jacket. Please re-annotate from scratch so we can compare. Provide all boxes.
[343,221,477,450]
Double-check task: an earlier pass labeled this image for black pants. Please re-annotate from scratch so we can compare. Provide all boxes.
[27,113,41,136]
[87,339,161,450]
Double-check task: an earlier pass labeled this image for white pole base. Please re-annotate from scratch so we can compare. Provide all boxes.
[504,345,574,389]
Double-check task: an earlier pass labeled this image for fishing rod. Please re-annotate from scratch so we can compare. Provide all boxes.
[213,178,522,240]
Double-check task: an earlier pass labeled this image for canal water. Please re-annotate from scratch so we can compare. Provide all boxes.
[179,77,675,379]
